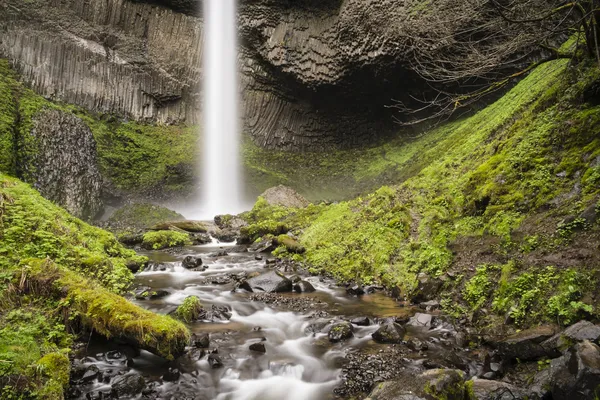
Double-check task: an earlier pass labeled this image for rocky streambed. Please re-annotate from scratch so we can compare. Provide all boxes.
[66,240,600,400]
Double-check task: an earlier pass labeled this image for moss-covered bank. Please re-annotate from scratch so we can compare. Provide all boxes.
[243,59,600,330]
[0,174,189,398]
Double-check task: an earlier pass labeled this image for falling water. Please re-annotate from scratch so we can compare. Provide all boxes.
[201,0,242,218]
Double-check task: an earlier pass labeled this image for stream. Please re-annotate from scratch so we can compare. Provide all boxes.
[68,240,479,400]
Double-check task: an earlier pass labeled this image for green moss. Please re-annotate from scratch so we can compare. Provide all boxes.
[109,203,185,230]
[142,230,191,250]
[0,174,145,293]
[463,266,494,311]
[173,296,204,323]
[0,60,18,175]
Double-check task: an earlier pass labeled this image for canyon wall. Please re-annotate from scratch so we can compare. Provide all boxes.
[0,0,428,150]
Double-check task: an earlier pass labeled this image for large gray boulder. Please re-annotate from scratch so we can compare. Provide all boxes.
[259,185,310,208]
[24,109,103,220]
[247,270,293,293]
[366,369,466,400]
[550,340,600,400]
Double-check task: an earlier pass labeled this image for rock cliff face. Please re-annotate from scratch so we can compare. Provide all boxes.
[0,0,429,150]
[24,109,103,220]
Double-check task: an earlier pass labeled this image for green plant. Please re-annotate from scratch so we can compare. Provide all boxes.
[142,230,191,250]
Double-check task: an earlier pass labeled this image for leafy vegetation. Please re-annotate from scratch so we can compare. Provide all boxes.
[173,296,203,323]
[0,174,190,396]
[108,203,185,230]
[243,58,600,327]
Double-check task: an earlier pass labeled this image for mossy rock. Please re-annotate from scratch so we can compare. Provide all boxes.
[276,234,305,254]
[142,230,192,250]
[174,296,204,323]
[109,203,185,230]
[150,220,208,233]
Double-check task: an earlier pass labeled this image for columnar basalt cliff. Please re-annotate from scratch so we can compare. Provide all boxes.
[0,0,431,151]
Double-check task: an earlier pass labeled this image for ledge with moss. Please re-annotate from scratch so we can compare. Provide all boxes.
[0,174,190,397]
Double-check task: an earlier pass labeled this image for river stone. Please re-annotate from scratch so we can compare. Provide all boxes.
[110,373,146,397]
[208,354,223,369]
[495,325,557,361]
[81,365,100,383]
[260,185,310,208]
[346,284,365,296]
[351,316,371,326]
[182,255,203,269]
[213,228,238,243]
[247,270,293,293]
[293,280,316,293]
[328,321,354,342]
[550,340,600,400]
[365,369,466,400]
[249,238,277,253]
[469,378,528,400]
[407,313,433,328]
[249,342,266,353]
[162,368,180,382]
[372,322,406,344]
[192,333,210,349]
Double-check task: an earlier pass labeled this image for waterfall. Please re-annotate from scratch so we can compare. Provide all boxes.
[201,0,242,219]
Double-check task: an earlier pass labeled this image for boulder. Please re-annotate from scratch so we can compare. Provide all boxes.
[249,342,266,353]
[191,233,212,244]
[182,255,204,270]
[346,284,365,296]
[469,378,529,400]
[162,368,180,382]
[80,365,100,383]
[248,238,277,253]
[494,325,557,361]
[372,323,406,344]
[247,270,293,293]
[411,273,443,303]
[328,321,354,342]
[214,214,248,230]
[191,333,210,349]
[259,185,310,208]
[351,316,371,326]
[213,229,237,243]
[293,280,316,293]
[110,374,146,398]
[550,340,600,400]
[366,369,466,400]
[207,354,223,369]
[407,313,433,329]
[543,320,600,356]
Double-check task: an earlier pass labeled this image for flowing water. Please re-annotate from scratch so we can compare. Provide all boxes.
[70,242,475,400]
[201,0,243,218]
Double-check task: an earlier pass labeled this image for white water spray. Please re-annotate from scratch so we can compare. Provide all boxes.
[201,0,242,218]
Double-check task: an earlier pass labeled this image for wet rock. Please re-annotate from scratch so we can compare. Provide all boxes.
[528,367,553,399]
[119,233,144,246]
[81,365,100,383]
[213,229,238,243]
[205,305,232,321]
[249,342,266,353]
[235,280,253,292]
[494,325,557,361]
[134,286,152,300]
[255,255,263,261]
[469,378,528,400]
[191,233,212,244]
[328,321,354,342]
[366,369,466,400]
[293,280,316,293]
[209,250,229,258]
[411,273,443,303]
[210,276,232,285]
[149,289,170,300]
[247,270,293,293]
[207,354,223,369]
[110,373,145,398]
[407,337,429,351]
[186,348,206,362]
[580,203,598,224]
[151,221,207,233]
[372,323,406,344]
[351,316,371,326]
[249,238,277,253]
[260,185,310,208]
[105,350,124,360]
[215,214,248,230]
[182,255,203,269]
[191,333,210,349]
[289,275,302,283]
[407,313,433,329]
[550,340,600,400]
[162,368,180,382]
[543,320,600,356]
[346,284,365,296]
